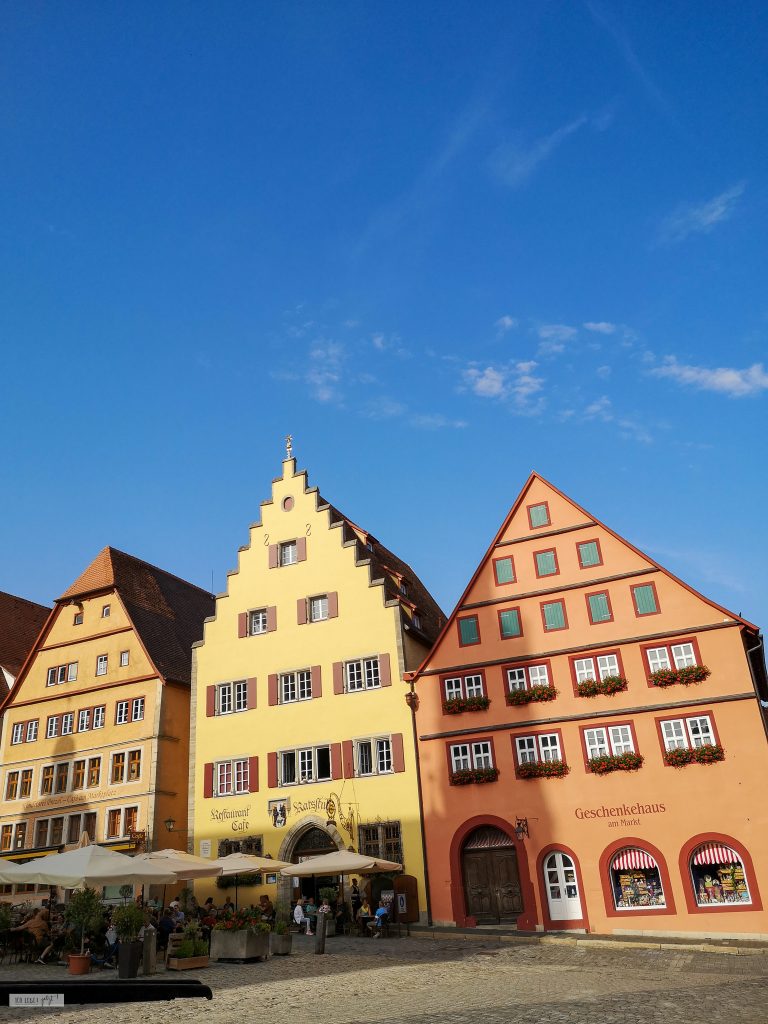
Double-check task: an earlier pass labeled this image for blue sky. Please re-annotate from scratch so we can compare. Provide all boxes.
[1,2,767,629]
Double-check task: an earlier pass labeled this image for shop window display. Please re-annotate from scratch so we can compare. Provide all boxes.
[690,843,751,906]
[610,848,666,910]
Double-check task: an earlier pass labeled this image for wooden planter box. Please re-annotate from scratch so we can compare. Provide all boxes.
[210,929,270,962]
[167,955,210,971]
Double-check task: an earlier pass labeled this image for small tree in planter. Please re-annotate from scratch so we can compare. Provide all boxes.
[168,922,209,971]
[64,887,103,975]
[270,918,293,956]
[113,902,145,979]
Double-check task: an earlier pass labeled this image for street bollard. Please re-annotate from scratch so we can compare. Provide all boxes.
[314,912,327,955]
[143,925,157,975]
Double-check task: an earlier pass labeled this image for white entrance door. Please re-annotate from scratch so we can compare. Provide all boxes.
[544,852,582,921]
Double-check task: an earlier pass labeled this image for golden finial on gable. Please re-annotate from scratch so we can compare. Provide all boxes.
[285,434,293,460]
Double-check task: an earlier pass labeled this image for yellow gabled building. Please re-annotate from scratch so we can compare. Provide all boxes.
[0,548,214,903]
[191,450,444,917]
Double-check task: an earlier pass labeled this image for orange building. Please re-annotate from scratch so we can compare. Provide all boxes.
[410,474,768,938]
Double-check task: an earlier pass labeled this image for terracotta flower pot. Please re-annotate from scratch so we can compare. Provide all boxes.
[67,953,91,976]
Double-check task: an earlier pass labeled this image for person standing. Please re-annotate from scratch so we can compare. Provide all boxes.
[350,878,361,919]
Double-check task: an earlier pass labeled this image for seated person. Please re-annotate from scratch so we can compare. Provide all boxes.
[292,897,313,935]
[367,901,389,938]
[11,907,50,953]
[258,895,275,924]
[355,898,372,933]
[156,908,176,950]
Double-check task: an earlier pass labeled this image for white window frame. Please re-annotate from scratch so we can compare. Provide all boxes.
[449,741,493,773]
[218,683,233,715]
[249,608,268,635]
[355,737,393,776]
[26,720,38,742]
[215,758,248,796]
[46,716,59,739]
[11,723,24,744]
[115,700,129,725]
[661,715,715,751]
[506,663,550,692]
[61,713,74,736]
[131,698,144,722]
[96,654,108,676]
[309,595,328,622]
[78,709,91,732]
[279,745,331,786]
[516,733,562,764]
[585,725,635,759]
[444,673,485,700]
[120,650,130,668]
[280,669,312,704]
[101,604,111,618]
[279,541,298,566]
[345,657,380,692]
[573,654,620,683]
[93,706,105,729]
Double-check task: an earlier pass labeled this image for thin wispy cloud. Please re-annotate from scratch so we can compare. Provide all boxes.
[658,183,746,244]
[578,393,653,443]
[463,361,545,415]
[537,323,577,355]
[307,340,345,403]
[490,115,587,189]
[495,315,518,335]
[586,1,669,112]
[371,332,410,357]
[651,357,768,398]
[583,321,616,335]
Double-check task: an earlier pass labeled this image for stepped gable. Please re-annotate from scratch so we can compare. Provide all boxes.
[0,590,51,693]
[58,546,215,685]
[319,497,444,642]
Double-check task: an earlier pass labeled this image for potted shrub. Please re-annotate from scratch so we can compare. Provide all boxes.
[210,908,270,961]
[269,919,293,956]
[167,923,209,971]
[113,902,144,979]
[64,887,103,975]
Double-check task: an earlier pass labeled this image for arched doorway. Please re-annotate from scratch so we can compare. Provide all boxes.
[461,826,522,924]
[543,851,582,921]
[291,826,338,902]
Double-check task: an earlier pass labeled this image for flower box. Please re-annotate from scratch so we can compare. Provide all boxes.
[517,759,570,780]
[505,686,558,706]
[442,696,491,714]
[210,929,270,962]
[167,955,209,971]
[576,676,628,698]
[587,752,644,775]
[650,665,710,688]
[664,744,724,768]
[449,767,499,786]
[270,932,293,956]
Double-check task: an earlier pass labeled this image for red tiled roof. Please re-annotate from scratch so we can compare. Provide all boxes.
[57,547,215,685]
[0,590,51,688]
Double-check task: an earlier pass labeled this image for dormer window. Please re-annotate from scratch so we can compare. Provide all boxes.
[101,605,111,619]
[399,580,409,596]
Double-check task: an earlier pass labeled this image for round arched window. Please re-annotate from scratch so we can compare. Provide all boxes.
[690,842,751,906]
[609,847,666,910]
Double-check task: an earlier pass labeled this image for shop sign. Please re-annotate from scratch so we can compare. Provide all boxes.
[210,804,251,832]
[574,801,666,828]
[25,790,118,811]
[268,799,290,827]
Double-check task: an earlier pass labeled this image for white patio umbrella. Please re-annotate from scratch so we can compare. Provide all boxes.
[0,844,177,888]
[280,850,402,877]
[132,849,224,880]
[209,853,293,909]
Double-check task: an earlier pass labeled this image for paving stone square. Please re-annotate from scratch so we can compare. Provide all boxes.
[2,934,768,1024]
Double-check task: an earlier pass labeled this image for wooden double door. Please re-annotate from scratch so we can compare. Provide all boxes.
[462,845,523,923]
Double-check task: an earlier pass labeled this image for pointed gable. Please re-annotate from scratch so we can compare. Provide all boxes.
[58,546,117,600]
[0,591,51,695]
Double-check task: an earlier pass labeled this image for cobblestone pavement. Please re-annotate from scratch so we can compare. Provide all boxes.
[2,934,768,1024]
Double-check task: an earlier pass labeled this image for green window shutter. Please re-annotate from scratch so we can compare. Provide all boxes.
[633,585,658,615]
[588,593,611,622]
[529,503,549,528]
[499,609,521,638]
[535,551,557,576]
[458,617,479,644]
[494,557,515,584]
[578,541,600,567]
[542,601,565,630]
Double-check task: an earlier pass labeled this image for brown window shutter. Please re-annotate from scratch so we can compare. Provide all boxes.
[296,537,307,561]
[268,544,279,569]
[203,762,214,798]
[333,662,344,695]
[391,733,406,773]
[206,686,216,717]
[297,598,307,625]
[248,756,259,793]
[266,606,277,632]
[342,740,354,779]
[379,653,392,687]
[330,743,342,780]
[311,665,322,699]
[268,674,279,706]
[267,752,278,789]
[327,592,339,618]
[238,612,247,639]
[247,678,258,710]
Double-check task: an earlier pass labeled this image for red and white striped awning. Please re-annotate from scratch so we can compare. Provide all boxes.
[693,843,741,866]
[612,848,657,871]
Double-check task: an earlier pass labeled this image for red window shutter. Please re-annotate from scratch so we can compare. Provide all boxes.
[248,756,259,793]
[203,762,214,798]
[206,685,216,717]
[331,742,342,780]
[296,537,307,561]
[266,606,277,632]
[379,653,392,687]
[333,662,344,695]
[268,544,279,569]
[311,665,322,699]
[297,598,307,625]
[237,612,247,639]
[391,733,406,773]
[267,752,278,789]
[247,678,258,710]
[268,674,278,706]
[327,592,339,618]
[342,740,354,779]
